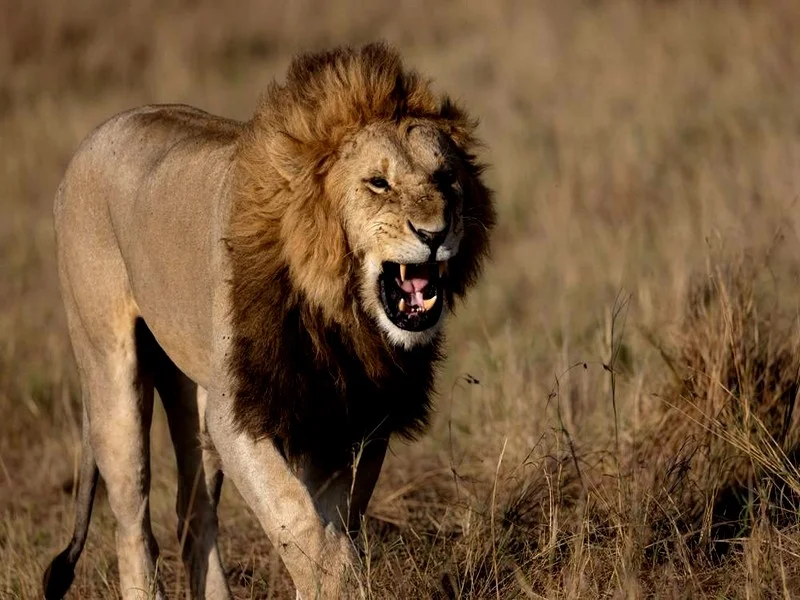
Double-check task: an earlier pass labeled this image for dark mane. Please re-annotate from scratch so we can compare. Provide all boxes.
[226,42,494,458]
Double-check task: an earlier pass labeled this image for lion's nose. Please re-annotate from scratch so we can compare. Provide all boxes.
[408,219,449,251]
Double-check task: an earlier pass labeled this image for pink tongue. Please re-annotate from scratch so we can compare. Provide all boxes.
[409,291,425,307]
[397,277,429,307]
[398,277,429,293]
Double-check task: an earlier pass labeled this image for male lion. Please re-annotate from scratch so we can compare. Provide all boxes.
[43,43,495,599]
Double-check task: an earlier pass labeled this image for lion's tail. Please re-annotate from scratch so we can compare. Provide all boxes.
[42,407,100,600]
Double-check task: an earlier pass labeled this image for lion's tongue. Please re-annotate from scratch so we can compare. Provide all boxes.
[398,276,429,307]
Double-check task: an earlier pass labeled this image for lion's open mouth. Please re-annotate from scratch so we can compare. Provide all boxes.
[378,261,446,331]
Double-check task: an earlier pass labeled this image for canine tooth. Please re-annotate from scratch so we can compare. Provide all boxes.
[399,263,407,281]
[438,261,446,277]
[399,298,408,312]
[423,295,437,311]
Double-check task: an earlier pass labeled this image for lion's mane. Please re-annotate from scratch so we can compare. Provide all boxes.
[227,43,494,460]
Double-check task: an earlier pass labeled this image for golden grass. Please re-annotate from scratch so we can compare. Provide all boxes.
[2,0,800,598]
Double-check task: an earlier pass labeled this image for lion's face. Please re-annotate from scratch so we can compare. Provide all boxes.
[328,121,472,348]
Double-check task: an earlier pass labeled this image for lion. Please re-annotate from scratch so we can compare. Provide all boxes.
[43,43,495,599]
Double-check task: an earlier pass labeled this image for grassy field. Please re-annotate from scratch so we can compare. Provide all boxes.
[2,1,800,597]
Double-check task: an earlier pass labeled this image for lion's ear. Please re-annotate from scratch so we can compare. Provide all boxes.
[437,99,479,151]
[269,132,306,182]
[270,132,337,185]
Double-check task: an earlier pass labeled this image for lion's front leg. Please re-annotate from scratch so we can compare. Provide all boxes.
[297,435,389,537]
[205,395,358,599]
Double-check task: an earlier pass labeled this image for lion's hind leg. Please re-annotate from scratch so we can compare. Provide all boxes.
[146,332,230,600]
[57,304,164,599]
[89,318,164,599]
[52,160,166,599]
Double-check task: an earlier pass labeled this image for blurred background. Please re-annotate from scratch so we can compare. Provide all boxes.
[2,1,800,597]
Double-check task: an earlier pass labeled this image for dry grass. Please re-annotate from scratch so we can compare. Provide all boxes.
[2,0,800,598]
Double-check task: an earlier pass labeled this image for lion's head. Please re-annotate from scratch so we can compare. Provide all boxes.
[232,43,495,350]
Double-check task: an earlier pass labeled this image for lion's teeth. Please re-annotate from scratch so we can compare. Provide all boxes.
[423,296,437,311]
[399,263,407,281]
[438,261,446,277]
[399,298,408,312]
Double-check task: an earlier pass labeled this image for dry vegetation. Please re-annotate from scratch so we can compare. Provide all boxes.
[2,0,800,598]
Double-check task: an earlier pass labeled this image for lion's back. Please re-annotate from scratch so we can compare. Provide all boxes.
[55,104,243,223]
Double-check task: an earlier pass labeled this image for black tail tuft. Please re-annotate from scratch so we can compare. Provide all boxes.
[42,544,77,600]
[44,405,100,598]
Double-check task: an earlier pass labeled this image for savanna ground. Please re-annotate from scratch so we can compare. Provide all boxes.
[2,1,800,598]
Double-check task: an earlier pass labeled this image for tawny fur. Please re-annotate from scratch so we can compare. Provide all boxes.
[228,44,494,456]
[45,42,495,599]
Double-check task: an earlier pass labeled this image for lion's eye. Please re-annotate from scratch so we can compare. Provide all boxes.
[366,176,390,192]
